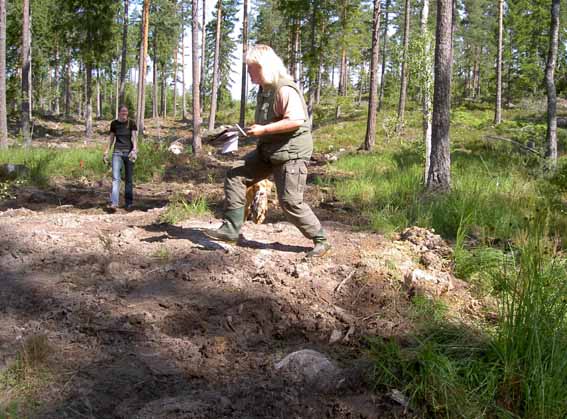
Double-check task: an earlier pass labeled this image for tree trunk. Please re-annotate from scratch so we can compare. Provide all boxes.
[136,0,150,135]
[396,0,411,133]
[85,63,93,138]
[426,0,453,192]
[545,0,560,170]
[192,0,202,154]
[338,48,347,96]
[119,0,129,105]
[152,34,158,119]
[96,68,101,119]
[0,0,7,149]
[53,48,60,115]
[200,0,206,110]
[307,0,318,117]
[494,0,503,125]
[293,20,301,88]
[239,0,248,127]
[0,1,6,146]
[21,0,32,147]
[115,63,120,118]
[208,0,222,131]
[363,0,382,151]
[160,66,166,117]
[182,29,187,120]
[65,58,71,117]
[421,0,433,183]
[378,0,391,112]
[173,43,178,119]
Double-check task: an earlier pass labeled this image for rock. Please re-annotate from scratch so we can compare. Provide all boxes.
[274,349,342,393]
[404,268,453,295]
[0,164,29,180]
[168,140,185,155]
[389,389,409,408]
[329,329,343,344]
[399,226,453,257]
[135,392,232,419]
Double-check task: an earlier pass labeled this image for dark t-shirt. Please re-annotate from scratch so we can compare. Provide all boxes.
[110,119,137,152]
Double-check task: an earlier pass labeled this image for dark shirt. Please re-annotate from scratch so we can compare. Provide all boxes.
[110,119,137,152]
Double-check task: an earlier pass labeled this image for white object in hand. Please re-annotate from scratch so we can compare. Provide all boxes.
[221,132,239,154]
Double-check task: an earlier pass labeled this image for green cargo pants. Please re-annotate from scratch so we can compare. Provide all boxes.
[224,150,324,240]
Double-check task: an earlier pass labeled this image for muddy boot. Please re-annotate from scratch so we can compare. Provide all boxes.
[204,207,244,243]
[306,229,331,258]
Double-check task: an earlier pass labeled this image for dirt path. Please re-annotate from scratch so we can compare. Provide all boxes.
[0,198,480,418]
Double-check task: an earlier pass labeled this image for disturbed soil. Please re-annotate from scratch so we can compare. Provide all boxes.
[0,119,483,418]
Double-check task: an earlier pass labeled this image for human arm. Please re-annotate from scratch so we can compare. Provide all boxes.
[129,123,138,160]
[104,132,115,164]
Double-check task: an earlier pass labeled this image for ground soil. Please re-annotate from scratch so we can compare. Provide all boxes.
[0,118,483,419]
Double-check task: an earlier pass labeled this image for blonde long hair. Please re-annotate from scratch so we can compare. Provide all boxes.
[246,44,292,86]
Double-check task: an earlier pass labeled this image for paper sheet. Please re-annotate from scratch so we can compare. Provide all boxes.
[221,134,239,154]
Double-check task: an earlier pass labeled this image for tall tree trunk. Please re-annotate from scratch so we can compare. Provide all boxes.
[192,0,202,154]
[85,63,93,138]
[239,0,248,127]
[65,57,71,117]
[152,34,158,119]
[421,0,433,183]
[338,48,347,96]
[0,0,7,149]
[494,0,503,125]
[545,0,560,170]
[160,66,166,117]
[307,0,318,117]
[200,0,206,110]
[173,43,178,119]
[208,0,222,131]
[54,48,60,115]
[378,0,391,112]
[396,0,411,132]
[182,29,187,120]
[115,63,120,118]
[21,0,31,147]
[363,0,382,151]
[96,68,101,119]
[426,0,453,192]
[119,0,129,105]
[293,20,301,88]
[136,0,150,135]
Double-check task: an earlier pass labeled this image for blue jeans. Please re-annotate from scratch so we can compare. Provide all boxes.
[111,150,134,206]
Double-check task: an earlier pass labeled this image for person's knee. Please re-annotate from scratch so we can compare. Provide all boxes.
[280,198,302,215]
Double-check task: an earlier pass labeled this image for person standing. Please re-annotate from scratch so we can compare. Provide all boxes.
[205,44,330,258]
[104,105,138,210]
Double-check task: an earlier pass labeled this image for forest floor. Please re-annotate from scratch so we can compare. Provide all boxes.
[0,115,488,418]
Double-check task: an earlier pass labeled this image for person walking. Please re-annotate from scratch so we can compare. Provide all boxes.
[103,105,138,210]
[205,44,330,258]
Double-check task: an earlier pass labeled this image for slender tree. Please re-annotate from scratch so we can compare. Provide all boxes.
[173,42,178,119]
[545,0,560,170]
[152,34,158,119]
[0,0,7,149]
[378,0,391,112]
[119,0,129,105]
[239,0,248,127]
[363,0,381,151]
[426,0,453,192]
[208,0,222,130]
[494,0,503,125]
[200,0,206,110]
[421,0,433,182]
[396,0,411,132]
[182,27,187,119]
[192,0,202,153]
[22,0,32,147]
[137,0,151,135]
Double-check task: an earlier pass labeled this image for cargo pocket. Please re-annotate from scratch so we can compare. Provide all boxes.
[282,161,308,203]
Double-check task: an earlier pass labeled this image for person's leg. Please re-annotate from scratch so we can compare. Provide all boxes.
[274,159,330,257]
[124,154,134,207]
[110,152,123,207]
[205,150,272,242]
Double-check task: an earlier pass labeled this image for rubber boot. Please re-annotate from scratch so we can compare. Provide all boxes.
[306,229,331,258]
[204,207,244,243]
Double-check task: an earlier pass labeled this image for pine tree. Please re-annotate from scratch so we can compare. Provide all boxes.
[192,0,202,154]
[545,0,560,170]
[22,0,32,146]
[363,0,381,151]
[0,0,7,149]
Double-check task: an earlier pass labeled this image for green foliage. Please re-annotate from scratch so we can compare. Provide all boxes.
[160,194,211,224]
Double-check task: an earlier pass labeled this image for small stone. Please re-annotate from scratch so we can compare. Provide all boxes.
[329,329,343,344]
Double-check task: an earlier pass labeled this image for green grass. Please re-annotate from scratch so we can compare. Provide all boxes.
[159,194,211,224]
[370,225,567,418]
[0,139,170,185]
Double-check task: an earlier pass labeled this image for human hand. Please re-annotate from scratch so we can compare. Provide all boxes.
[246,124,267,137]
[128,149,137,162]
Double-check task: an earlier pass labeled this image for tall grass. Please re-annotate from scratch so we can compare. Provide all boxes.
[160,194,211,224]
[371,223,567,418]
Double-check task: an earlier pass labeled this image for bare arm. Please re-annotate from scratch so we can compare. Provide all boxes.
[104,133,115,156]
[131,130,138,152]
[246,120,303,137]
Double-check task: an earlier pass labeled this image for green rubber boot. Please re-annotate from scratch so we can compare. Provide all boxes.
[204,207,244,243]
[306,229,331,258]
